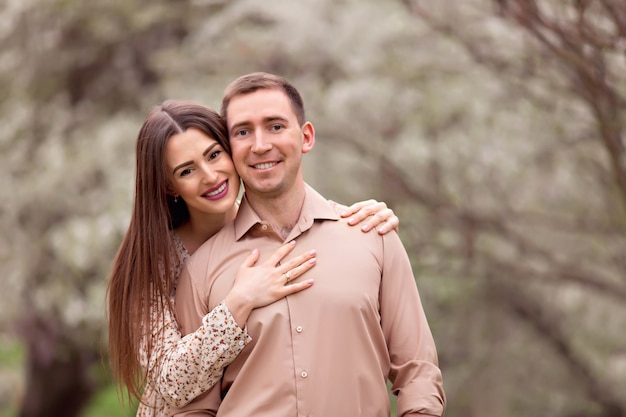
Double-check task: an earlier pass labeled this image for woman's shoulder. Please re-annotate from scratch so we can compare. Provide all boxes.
[170,229,189,254]
[170,230,190,275]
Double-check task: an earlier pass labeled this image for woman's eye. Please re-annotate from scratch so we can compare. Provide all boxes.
[208,150,221,160]
[180,168,192,177]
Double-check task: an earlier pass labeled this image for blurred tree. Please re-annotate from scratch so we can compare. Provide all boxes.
[1,0,625,416]
[391,1,626,416]
[0,0,196,415]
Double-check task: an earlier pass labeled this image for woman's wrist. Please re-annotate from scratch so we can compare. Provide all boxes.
[224,293,253,329]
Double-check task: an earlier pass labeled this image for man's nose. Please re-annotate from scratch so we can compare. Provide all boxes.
[251,131,273,153]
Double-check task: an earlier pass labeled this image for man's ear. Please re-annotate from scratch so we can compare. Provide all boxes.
[301,122,315,154]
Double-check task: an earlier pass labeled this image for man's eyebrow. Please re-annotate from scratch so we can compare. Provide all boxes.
[229,120,250,135]
[264,115,287,123]
[229,116,288,133]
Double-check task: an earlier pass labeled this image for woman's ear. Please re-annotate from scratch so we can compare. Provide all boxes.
[166,185,179,201]
[165,182,176,195]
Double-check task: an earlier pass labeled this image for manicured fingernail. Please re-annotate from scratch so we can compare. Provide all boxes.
[308,258,316,264]
[361,224,370,231]
[308,249,316,256]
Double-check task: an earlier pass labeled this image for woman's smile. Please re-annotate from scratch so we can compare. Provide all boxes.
[202,180,229,200]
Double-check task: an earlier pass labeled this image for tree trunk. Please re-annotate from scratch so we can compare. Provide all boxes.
[18,310,98,417]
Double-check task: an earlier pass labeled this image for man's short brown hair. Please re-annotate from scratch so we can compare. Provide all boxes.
[221,72,306,127]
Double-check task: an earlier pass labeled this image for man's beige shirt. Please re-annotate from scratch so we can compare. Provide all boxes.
[173,184,445,417]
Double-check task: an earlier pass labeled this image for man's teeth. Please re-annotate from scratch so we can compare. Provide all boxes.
[205,182,226,197]
[254,162,277,169]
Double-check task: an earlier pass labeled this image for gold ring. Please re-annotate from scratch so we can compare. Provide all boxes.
[283,271,291,283]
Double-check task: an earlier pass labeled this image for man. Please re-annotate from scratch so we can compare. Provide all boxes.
[173,72,445,416]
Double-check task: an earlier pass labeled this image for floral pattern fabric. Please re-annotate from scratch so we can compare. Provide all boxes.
[136,232,251,417]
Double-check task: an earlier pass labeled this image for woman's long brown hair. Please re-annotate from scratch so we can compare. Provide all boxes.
[107,100,229,404]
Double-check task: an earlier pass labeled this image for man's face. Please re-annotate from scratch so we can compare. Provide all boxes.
[226,88,314,199]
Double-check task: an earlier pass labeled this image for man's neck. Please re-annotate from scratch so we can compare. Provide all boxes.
[245,184,306,240]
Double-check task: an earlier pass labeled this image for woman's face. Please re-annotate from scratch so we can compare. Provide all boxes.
[165,127,240,218]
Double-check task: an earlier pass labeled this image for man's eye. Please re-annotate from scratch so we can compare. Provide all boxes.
[271,125,282,131]
[235,129,248,137]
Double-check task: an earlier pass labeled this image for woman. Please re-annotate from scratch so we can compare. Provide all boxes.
[107,100,399,417]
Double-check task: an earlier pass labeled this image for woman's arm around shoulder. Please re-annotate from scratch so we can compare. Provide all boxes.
[341,199,399,234]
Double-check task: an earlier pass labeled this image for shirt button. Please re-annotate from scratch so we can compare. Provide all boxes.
[238,340,245,346]
[261,224,268,231]
[300,371,308,378]
[295,326,303,333]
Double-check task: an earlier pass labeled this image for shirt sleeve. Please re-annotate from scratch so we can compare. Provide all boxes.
[170,261,225,416]
[379,231,446,416]
[140,293,251,408]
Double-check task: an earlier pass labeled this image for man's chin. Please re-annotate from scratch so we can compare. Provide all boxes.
[244,182,282,197]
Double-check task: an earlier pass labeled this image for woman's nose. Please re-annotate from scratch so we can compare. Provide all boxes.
[200,164,219,184]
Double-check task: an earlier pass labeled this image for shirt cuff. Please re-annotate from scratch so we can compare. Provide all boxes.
[203,300,253,348]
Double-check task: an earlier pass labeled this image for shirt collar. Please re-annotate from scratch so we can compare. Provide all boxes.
[233,183,340,241]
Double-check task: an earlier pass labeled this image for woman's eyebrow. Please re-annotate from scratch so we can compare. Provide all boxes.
[202,143,219,157]
[173,143,220,174]
[172,160,192,175]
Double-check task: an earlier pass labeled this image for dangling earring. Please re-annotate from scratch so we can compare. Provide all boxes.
[174,195,179,203]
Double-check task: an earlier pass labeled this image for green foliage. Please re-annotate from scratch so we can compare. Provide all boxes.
[81,384,137,417]
[0,338,23,417]
[0,339,23,367]
[0,407,17,417]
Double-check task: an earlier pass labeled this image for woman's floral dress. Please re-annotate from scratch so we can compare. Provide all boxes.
[136,232,251,417]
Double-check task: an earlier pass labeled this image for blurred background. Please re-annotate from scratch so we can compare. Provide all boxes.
[1,0,625,416]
